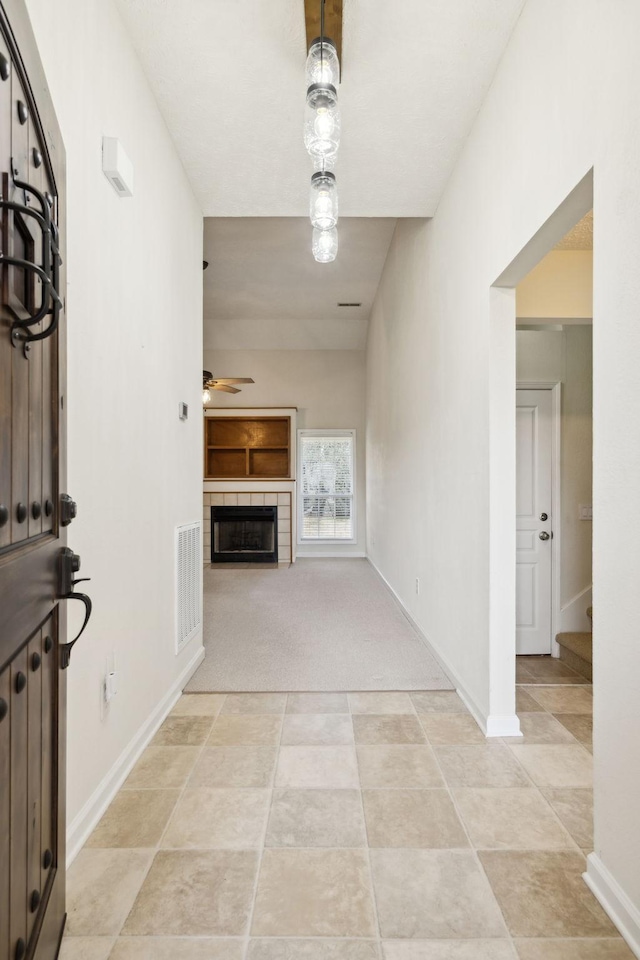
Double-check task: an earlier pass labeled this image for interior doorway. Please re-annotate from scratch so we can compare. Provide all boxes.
[515,320,594,667]
[486,170,593,734]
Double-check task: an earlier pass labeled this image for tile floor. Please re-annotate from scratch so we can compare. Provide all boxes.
[60,660,635,960]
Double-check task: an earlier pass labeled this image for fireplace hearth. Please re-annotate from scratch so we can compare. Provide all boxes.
[211,505,278,563]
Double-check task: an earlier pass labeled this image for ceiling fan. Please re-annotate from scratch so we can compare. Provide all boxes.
[202,370,255,402]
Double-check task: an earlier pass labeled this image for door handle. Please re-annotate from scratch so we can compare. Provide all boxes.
[539,531,551,541]
[58,547,92,669]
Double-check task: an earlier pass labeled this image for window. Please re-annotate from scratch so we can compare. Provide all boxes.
[298,430,356,542]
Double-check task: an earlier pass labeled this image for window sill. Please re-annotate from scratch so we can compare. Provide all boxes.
[297,539,357,546]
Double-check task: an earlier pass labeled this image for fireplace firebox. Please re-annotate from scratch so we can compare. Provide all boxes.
[211,505,278,563]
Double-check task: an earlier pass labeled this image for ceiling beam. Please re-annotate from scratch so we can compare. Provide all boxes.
[304,0,342,69]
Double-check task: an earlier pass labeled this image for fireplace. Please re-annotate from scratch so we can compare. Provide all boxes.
[211,505,278,563]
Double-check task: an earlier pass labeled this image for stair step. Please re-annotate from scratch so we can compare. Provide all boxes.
[557,632,592,661]
[557,631,592,681]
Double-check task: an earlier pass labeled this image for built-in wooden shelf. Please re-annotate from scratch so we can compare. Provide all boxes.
[204,417,291,479]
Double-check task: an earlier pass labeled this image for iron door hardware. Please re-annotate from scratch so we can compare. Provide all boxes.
[539,531,551,541]
[0,162,63,354]
[58,547,92,669]
[60,493,77,526]
[540,512,548,521]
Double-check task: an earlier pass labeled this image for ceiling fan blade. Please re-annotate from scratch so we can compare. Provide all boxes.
[212,383,241,394]
[212,378,255,385]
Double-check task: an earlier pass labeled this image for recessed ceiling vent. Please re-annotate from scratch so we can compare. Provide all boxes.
[337,302,362,307]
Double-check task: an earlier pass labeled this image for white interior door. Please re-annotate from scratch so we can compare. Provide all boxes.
[516,389,553,654]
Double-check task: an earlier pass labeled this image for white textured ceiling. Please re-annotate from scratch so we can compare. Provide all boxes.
[115,0,525,217]
[203,217,396,350]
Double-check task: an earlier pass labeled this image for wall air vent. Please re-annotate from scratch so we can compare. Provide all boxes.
[175,521,202,652]
[337,302,362,307]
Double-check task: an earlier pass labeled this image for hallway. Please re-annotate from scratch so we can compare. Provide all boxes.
[60,672,632,960]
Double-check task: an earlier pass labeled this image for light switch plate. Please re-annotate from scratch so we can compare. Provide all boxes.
[579,504,593,520]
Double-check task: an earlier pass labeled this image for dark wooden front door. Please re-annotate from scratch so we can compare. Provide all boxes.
[1,3,73,959]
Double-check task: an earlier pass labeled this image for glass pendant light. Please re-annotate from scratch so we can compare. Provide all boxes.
[304,84,340,163]
[305,37,340,88]
[310,171,338,230]
[312,226,338,263]
[202,387,211,404]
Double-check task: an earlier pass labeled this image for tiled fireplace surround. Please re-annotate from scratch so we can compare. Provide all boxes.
[203,490,293,565]
[203,407,297,566]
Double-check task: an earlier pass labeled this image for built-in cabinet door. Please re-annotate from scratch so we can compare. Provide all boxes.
[516,389,553,655]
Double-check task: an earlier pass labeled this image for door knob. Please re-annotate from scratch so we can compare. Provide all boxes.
[539,531,550,541]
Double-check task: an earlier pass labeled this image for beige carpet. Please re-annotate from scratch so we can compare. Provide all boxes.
[186,558,454,692]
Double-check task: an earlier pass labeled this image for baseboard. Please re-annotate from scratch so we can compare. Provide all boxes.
[485,714,522,737]
[584,853,640,958]
[296,551,367,559]
[367,558,520,739]
[66,643,205,867]
[560,584,593,633]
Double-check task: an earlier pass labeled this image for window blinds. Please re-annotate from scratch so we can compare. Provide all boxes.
[299,434,354,540]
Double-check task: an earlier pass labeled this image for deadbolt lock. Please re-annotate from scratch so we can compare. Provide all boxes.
[540,512,548,521]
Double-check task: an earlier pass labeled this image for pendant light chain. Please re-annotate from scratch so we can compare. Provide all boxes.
[304,0,340,262]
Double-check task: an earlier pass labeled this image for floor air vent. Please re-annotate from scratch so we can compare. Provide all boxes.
[176,521,202,652]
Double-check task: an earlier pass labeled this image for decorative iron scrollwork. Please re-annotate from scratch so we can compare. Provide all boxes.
[0,161,62,356]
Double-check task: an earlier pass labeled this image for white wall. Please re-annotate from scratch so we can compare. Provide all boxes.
[25,0,204,849]
[516,250,593,319]
[516,328,593,619]
[203,349,366,555]
[366,0,640,936]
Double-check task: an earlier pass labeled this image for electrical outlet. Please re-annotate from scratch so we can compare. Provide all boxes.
[105,670,118,702]
[103,653,118,707]
[100,676,107,721]
[415,577,420,595]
